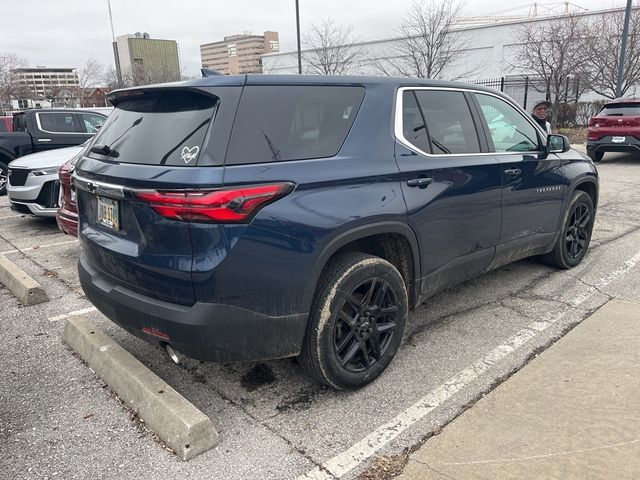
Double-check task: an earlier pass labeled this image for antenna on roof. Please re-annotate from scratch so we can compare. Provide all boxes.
[201,68,225,77]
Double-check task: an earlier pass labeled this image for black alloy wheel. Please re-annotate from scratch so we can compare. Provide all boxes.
[299,252,408,390]
[334,278,399,373]
[540,190,595,269]
[565,202,591,260]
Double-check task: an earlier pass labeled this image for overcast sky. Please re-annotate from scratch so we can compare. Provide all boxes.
[2,0,629,79]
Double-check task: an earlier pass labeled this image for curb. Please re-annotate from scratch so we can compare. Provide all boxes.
[63,315,219,460]
[0,254,49,306]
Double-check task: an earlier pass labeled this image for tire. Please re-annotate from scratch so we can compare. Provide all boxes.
[0,161,7,196]
[587,150,604,162]
[299,252,408,390]
[540,191,595,269]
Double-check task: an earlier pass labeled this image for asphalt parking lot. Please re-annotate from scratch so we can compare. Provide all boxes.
[2,151,640,480]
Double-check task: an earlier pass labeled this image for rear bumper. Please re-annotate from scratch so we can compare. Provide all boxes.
[78,253,308,362]
[587,137,640,154]
[56,207,78,237]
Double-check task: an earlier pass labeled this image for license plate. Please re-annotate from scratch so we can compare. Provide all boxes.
[97,195,120,230]
[612,136,626,143]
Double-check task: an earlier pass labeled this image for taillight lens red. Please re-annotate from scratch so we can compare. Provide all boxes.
[135,183,294,223]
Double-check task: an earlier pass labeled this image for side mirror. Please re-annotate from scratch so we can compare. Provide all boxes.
[547,134,570,154]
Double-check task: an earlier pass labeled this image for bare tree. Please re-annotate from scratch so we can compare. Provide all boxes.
[371,0,474,79]
[131,62,181,86]
[584,9,640,99]
[77,59,105,106]
[302,18,363,75]
[0,53,27,112]
[512,14,591,125]
[102,67,134,90]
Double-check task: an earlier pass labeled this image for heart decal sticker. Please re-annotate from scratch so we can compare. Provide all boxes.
[180,146,200,164]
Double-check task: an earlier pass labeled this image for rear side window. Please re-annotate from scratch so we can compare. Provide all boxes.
[87,90,217,166]
[402,91,430,153]
[38,112,77,133]
[599,103,640,116]
[414,90,481,154]
[225,86,365,164]
[13,114,26,132]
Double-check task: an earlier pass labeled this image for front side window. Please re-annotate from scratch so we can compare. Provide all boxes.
[414,90,481,154]
[80,113,106,134]
[38,112,77,133]
[226,86,365,164]
[475,93,540,153]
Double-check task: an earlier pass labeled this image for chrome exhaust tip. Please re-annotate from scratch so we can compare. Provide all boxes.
[165,344,184,364]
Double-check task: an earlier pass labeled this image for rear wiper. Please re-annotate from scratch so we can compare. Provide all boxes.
[90,144,120,158]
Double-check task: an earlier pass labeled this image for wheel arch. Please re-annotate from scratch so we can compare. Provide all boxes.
[303,222,421,312]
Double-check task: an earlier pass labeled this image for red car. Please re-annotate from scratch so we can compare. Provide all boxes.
[56,156,78,237]
[587,97,640,162]
[0,116,12,132]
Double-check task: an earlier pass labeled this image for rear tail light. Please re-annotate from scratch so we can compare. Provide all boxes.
[135,183,294,223]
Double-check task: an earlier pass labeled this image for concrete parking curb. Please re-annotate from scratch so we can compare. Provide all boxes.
[63,315,219,460]
[0,254,49,306]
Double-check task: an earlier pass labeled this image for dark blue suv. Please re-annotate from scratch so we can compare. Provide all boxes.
[74,75,598,390]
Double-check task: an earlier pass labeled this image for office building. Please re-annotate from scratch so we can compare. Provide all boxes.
[115,32,180,84]
[200,31,279,75]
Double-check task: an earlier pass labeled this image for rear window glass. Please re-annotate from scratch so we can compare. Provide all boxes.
[225,85,365,164]
[87,90,217,166]
[600,104,640,116]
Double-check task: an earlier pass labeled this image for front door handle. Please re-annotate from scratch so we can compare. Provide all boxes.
[407,177,434,188]
[504,168,521,177]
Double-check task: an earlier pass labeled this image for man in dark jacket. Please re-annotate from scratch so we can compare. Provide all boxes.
[532,100,552,134]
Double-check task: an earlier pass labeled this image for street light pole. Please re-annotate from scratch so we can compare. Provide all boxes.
[295,0,302,74]
[107,0,123,88]
[616,0,633,98]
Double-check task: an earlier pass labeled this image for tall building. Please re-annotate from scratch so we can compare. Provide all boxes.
[200,31,279,75]
[12,67,79,98]
[115,32,181,85]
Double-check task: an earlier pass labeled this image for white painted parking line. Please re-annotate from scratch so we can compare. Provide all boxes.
[0,239,79,255]
[299,250,640,480]
[49,306,97,322]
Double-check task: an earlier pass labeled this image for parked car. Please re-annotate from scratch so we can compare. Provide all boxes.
[7,143,86,216]
[56,154,80,236]
[587,97,640,161]
[0,116,12,133]
[74,76,598,390]
[0,109,107,195]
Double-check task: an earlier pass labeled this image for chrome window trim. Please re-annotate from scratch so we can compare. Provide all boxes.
[36,112,86,136]
[394,86,548,158]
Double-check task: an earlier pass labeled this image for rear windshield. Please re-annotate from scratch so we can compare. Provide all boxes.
[225,85,365,164]
[599,103,640,116]
[87,90,217,166]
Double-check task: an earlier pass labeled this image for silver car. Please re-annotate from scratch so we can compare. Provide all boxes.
[7,144,86,217]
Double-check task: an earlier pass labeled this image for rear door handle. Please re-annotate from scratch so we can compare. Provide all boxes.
[504,168,521,177]
[406,177,434,188]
